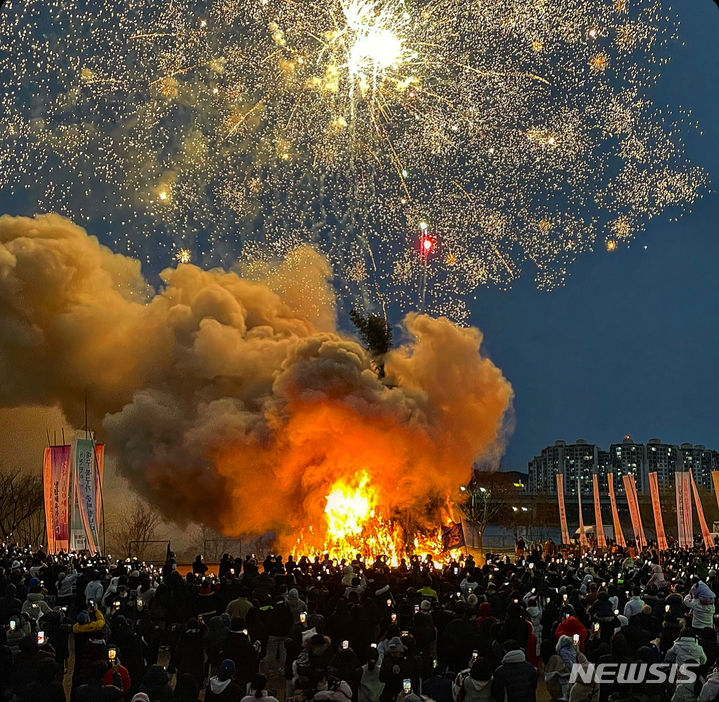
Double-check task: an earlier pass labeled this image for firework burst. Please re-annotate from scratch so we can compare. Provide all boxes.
[0,0,706,320]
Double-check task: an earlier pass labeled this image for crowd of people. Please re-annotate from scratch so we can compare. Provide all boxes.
[2,540,719,702]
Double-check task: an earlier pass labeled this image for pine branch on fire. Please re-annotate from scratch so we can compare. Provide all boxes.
[349,309,392,378]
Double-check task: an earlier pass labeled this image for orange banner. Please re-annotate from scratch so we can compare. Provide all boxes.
[648,472,668,551]
[676,471,693,549]
[607,472,626,548]
[43,445,72,554]
[623,474,646,548]
[690,469,713,550]
[712,471,719,516]
[577,479,588,550]
[593,474,606,549]
[556,473,570,545]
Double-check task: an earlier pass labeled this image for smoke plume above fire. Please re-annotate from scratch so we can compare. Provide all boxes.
[0,214,513,550]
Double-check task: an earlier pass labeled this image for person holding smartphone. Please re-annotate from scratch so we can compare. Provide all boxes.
[378,637,419,702]
[102,648,131,702]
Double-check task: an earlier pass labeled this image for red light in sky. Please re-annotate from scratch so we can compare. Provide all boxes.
[422,237,433,252]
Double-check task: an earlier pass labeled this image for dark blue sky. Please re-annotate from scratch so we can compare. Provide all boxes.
[473,3,719,470]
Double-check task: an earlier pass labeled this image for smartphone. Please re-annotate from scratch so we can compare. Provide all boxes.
[573,634,580,644]
[137,599,143,610]
[614,609,619,616]
[414,604,419,613]
[9,621,16,631]
[665,604,671,612]
[403,680,411,694]
[471,650,478,661]
[563,594,567,601]
[242,628,248,635]
[230,568,235,575]
[371,643,377,649]
[108,647,117,661]
[37,631,46,645]
[387,598,392,607]
[342,640,349,649]
[433,658,438,668]
[593,622,600,632]
[529,563,534,569]
[391,613,397,622]
[300,612,307,623]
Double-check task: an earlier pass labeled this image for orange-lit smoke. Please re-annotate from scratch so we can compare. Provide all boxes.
[0,214,513,551]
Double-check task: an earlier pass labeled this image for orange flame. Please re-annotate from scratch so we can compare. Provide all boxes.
[292,470,462,566]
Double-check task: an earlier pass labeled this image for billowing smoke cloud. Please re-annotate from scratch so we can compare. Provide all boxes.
[0,214,513,541]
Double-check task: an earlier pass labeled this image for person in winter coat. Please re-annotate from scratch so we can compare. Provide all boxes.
[491,643,537,702]
[672,659,703,702]
[240,674,280,702]
[206,659,244,702]
[666,629,708,667]
[312,678,353,702]
[295,634,335,689]
[545,635,585,701]
[108,617,145,698]
[555,611,588,653]
[698,665,719,702]
[84,573,104,608]
[174,674,202,702]
[11,635,57,700]
[456,659,493,702]
[17,657,66,702]
[568,660,598,702]
[647,565,667,590]
[329,645,363,700]
[287,589,307,623]
[102,657,132,702]
[138,665,173,702]
[220,621,260,691]
[171,618,207,687]
[623,588,645,619]
[0,584,23,625]
[358,652,384,702]
[685,583,716,630]
[379,637,421,702]
[75,662,124,702]
[56,572,79,608]
[7,614,33,654]
[72,610,107,691]
[226,589,253,624]
[22,585,51,622]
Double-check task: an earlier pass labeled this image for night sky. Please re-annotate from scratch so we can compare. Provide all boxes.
[473,3,719,470]
[0,2,716,479]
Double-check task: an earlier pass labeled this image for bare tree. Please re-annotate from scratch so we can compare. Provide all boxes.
[108,498,162,560]
[0,467,44,541]
[459,471,518,554]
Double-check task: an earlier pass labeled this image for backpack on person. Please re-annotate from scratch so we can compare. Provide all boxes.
[452,669,471,702]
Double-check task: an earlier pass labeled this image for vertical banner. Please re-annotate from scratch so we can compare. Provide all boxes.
[690,469,713,550]
[556,473,570,545]
[676,471,693,549]
[592,474,606,549]
[577,479,588,550]
[75,438,101,553]
[712,470,719,517]
[622,474,646,548]
[607,472,626,548]
[648,472,668,551]
[43,446,72,554]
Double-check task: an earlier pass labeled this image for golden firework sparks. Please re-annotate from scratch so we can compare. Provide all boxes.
[0,0,706,318]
